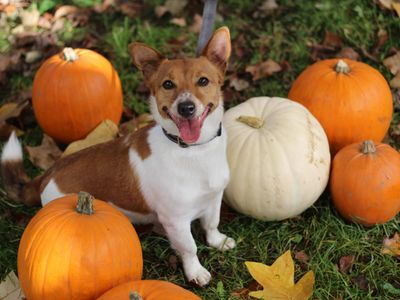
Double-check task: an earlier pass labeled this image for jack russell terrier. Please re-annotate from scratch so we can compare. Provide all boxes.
[1,26,235,286]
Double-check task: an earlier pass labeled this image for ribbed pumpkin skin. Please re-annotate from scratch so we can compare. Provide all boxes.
[32,48,123,143]
[330,142,400,226]
[223,97,331,221]
[18,195,143,300]
[288,59,393,154]
[97,280,202,300]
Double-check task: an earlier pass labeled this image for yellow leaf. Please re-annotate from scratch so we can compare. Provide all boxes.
[392,2,400,16]
[62,119,118,157]
[245,250,315,300]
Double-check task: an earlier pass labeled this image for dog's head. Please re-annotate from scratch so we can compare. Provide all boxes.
[129,27,231,144]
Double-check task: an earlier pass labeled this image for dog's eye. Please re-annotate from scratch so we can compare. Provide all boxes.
[197,77,209,87]
[162,80,175,90]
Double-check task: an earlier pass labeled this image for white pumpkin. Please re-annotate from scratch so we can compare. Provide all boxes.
[223,97,330,221]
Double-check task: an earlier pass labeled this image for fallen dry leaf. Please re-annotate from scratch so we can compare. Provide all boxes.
[189,14,202,33]
[0,122,24,140]
[338,255,355,274]
[229,76,249,91]
[383,52,400,88]
[155,0,188,17]
[20,7,40,30]
[381,233,400,257]
[246,59,282,81]
[54,5,78,19]
[393,2,400,16]
[63,120,118,157]
[170,17,186,27]
[117,0,143,17]
[0,54,11,72]
[351,274,369,292]
[253,0,278,17]
[245,250,315,300]
[0,271,24,300]
[295,250,310,264]
[0,101,29,123]
[323,31,342,48]
[26,134,62,170]
[337,47,360,61]
[377,0,393,9]
[383,52,400,75]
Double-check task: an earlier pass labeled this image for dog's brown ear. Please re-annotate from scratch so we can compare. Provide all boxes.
[129,43,165,80]
[202,26,231,73]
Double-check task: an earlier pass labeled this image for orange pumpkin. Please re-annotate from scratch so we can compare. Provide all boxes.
[97,280,201,300]
[330,140,400,226]
[18,192,143,300]
[32,48,123,143]
[288,58,393,154]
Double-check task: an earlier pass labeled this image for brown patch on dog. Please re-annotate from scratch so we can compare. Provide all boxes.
[40,124,156,214]
[129,122,155,160]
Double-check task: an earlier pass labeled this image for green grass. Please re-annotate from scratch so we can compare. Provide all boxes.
[1,0,400,299]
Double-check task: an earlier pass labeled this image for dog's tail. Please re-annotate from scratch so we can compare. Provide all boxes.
[1,132,41,205]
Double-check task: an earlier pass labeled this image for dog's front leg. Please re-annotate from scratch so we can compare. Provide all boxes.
[200,192,236,251]
[161,220,211,286]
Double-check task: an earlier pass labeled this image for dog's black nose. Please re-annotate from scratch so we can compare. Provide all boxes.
[177,101,196,118]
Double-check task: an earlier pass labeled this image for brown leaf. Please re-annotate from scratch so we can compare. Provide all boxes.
[0,101,29,123]
[372,29,388,55]
[189,14,202,33]
[323,31,342,48]
[0,122,24,141]
[253,0,278,17]
[119,114,154,136]
[337,47,360,61]
[390,73,400,88]
[383,52,400,75]
[393,2,400,16]
[62,120,118,157]
[54,5,78,19]
[245,59,282,81]
[118,1,143,18]
[0,271,25,300]
[168,255,178,271]
[20,8,40,30]
[170,17,186,27]
[155,0,188,17]
[229,76,249,91]
[338,255,355,274]
[26,135,62,170]
[295,250,310,264]
[0,54,11,72]
[351,274,369,292]
[381,233,400,257]
[389,123,400,145]
[377,0,393,10]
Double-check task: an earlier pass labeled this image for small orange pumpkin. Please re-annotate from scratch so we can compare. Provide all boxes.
[330,140,400,226]
[18,192,143,300]
[97,280,201,300]
[32,48,123,143]
[288,58,393,154]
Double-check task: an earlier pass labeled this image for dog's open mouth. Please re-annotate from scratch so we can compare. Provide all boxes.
[163,103,213,144]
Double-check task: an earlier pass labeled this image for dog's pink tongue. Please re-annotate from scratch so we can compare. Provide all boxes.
[178,118,201,144]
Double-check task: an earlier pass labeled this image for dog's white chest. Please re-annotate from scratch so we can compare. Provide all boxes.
[130,126,229,218]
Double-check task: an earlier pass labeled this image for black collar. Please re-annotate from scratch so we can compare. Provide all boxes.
[162,123,222,148]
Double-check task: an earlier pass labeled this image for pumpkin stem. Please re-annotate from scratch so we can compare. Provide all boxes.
[129,291,143,300]
[63,47,79,62]
[76,191,94,215]
[335,59,350,74]
[236,116,264,129]
[361,140,376,154]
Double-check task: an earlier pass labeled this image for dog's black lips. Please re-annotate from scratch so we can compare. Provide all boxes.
[162,103,214,123]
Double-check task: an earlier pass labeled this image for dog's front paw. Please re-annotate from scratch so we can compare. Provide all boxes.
[187,265,211,287]
[207,231,236,251]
